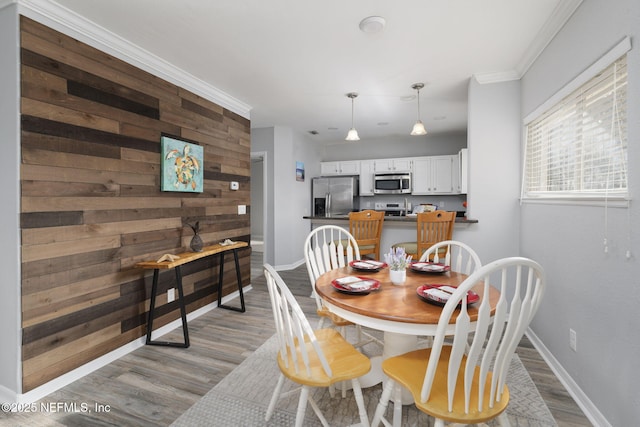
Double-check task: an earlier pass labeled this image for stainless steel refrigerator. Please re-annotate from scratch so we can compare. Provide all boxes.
[312,176,359,217]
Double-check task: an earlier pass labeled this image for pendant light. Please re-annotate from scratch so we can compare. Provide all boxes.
[410,83,427,136]
[345,92,360,141]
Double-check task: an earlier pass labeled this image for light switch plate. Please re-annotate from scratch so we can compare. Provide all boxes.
[238,205,246,215]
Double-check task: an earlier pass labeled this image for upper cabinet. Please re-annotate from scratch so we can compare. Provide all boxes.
[412,155,458,195]
[457,148,468,194]
[359,160,375,196]
[321,150,468,195]
[373,158,413,173]
[320,160,360,175]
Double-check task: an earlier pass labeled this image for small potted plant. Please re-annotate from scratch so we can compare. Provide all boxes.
[384,247,412,285]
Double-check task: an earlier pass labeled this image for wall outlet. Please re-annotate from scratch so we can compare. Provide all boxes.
[230,181,239,190]
[569,328,577,352]
[167,288,175,303]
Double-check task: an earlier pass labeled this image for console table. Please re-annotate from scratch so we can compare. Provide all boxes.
[136,241,249,348]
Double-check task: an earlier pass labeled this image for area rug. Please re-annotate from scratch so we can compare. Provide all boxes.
[171,333,557,427]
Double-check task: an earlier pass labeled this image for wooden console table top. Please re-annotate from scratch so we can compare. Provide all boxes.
[136,241,249,270]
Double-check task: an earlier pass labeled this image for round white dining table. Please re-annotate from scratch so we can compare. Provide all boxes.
[315,264,500,403]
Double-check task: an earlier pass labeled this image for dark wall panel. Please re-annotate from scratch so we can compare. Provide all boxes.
[20,16,251,391]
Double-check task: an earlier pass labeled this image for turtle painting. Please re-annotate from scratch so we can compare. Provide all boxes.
[160,136,204,192]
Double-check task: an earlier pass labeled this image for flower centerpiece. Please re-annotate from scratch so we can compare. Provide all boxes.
[384,247,412,270]
[384,247,412,285]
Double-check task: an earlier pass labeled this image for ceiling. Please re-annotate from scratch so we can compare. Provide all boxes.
[47,0,578,143]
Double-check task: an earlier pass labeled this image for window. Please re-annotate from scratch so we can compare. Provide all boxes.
[522,40,629,203]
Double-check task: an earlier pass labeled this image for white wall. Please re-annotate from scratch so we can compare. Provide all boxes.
[520,0,640,425]
[321,131,467,161]
[0,2,22,400]
[252,126,322,268]
[455,78,521,264]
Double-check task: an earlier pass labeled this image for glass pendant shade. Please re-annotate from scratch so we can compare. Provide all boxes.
[411,120,427,136]
[410,83,427,136]
[345,128,360,141]
[345,92,360,141]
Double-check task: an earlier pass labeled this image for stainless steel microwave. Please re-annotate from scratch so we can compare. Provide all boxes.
[373,173,411,194]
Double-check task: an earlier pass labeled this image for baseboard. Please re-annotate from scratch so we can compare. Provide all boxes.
[525,328,610,427]
[273,258,305,272]
[8,287,251,404]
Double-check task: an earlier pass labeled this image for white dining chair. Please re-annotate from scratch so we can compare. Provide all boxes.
[303,225,382,348]
[263,264,371,427]
[419,239,482,275]
[371,257,546,427]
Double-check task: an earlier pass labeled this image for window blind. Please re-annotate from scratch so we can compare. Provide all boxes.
[523,55,628,199]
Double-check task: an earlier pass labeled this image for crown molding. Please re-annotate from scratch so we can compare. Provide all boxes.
[474,0,583,85]
[515,0,584,76]
[16,0,252,119]
[473,70,520,85]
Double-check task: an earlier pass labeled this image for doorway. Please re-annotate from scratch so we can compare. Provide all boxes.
[250,152,267,279]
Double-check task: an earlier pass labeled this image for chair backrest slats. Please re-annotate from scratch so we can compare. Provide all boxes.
[304,225,361,308]
[420,240,482,275]
[416,210,455,260]
[349,210,385,259]
[264,264,332,378]
[420,257,546,415]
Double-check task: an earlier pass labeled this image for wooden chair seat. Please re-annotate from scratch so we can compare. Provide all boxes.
[382,346,509,424]
[278,328,371,387]
[391,241,417,256]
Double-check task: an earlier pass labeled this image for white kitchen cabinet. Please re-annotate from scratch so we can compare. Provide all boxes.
[374,158,412,172]
[412,155,456,194]
[320,160,360,175]
[457,148,468,194]
[359,160,374,196]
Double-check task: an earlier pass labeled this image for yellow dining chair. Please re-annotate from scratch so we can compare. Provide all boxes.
[371,257,546,427]
[263,264,371,427]
[393,210,455,260]
[349,209,385,260]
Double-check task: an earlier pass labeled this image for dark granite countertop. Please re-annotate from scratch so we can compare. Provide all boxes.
[303,215,478,224]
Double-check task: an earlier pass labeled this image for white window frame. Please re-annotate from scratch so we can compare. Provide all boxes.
[521,37,631,207]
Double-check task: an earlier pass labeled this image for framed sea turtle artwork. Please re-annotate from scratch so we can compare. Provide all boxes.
[160,136,204,193]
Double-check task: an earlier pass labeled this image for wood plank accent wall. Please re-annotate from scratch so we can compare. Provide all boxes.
[19,16,251,392]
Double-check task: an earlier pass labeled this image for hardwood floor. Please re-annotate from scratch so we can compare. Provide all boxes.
[0,263,591,427]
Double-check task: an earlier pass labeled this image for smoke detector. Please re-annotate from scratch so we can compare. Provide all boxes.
[359,16,386,33]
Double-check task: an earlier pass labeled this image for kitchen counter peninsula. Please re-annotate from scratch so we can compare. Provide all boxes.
[303,215,477,224]
[304,215,478,255]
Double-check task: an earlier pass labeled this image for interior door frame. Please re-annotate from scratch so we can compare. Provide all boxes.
[250,150,268,267]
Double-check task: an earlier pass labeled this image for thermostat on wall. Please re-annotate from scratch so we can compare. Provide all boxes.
[230,181,239,190]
